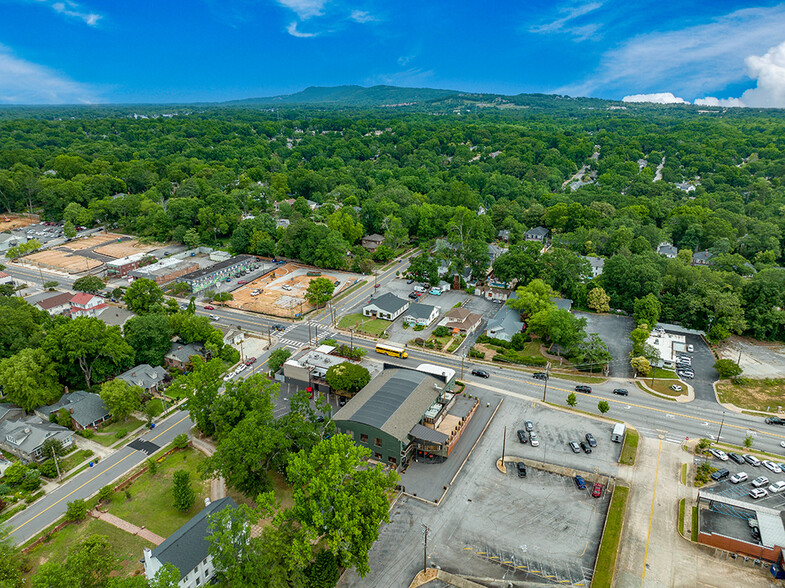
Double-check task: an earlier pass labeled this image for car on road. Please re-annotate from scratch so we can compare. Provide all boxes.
[209,314,219,320]
[471,368,489,378]
[763,460,782,474]
[585,433,597,447]
[750,488,768,499]
[204,305,215,310]
[529,432,539,447]
[516,462,527,478]
[709,448,728,461]
[752,476,769,488]
[406,279,414,284]
[687,344,694,352]
[574,475,586,490]
[524,420,534,432]
[730,472,748,484]
[728,452,746,465]
[592,483,603,498]
[334,280,340,287]
[744,454,762,467]
[235,364,246,373]
[238,280,248,285]
[580,441,592,454]
[225,278,231,282]
[569,441,581,453]
[517,430,528,444]
[273,324,286,331]
[575,385,592,393]
[766,417,785,425]
[612,388,629,396]
[245,357,257,366]
[532,372,548,380]
[769,481,785,494]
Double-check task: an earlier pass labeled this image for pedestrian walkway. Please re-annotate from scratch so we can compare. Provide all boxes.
[190,436,226,501]
[91,509,164,545]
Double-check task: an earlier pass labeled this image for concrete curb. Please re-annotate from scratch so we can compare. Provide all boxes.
[636,379,694,403]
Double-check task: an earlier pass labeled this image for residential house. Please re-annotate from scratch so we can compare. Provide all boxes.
[216,325,245,347]
[276,218,290,230]
[143,497,238,588]
[657,242,678,258]
[165,342,207,371]
[497,229,510,242]
[525,226,549,243]
[0,416,74,463]
[116,364,168,396]
[70,293,108,318]
[35,390,111,431]
[96,306,136,328]
[485,294,524,342]
[402,303,440,327]
[583,256,605,279]
[361,234,385,252]
[29,291,73,316]
[363,293,409,321]
[0,271,13,286]
[437,259,451,278]
[476,284,513,302]
[692,251,713,266]
[440,307,483,334]
[0,403,25,424]
[487,243,508,263]
[553,297,573,312]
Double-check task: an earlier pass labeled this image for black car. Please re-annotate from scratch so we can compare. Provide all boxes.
[408,292,419,299]
[575,385,592,393]
[517,429,528,443]
[585,433,597,447]
[728,452,746,465]
[338,397,347,407]
[766,417,785,425]
[580,441,592,454]
[532,372,548,380]
[471,369,490,378]
[612,388,629,396]
[406,279,414,284]
[273,324,286,331]
[516,462,527,478]
[751,525,761,541]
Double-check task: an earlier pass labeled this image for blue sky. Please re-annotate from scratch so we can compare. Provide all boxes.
[2,0,785,106]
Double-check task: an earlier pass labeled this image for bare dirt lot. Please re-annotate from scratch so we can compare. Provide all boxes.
[226,263,359,317]
[25,249,103,273]
[63,233,120,251]
[0,215,34,231]
[717,336,785,379]
[94,238,159,259]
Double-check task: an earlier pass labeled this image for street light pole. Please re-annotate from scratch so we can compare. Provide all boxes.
[461,353,465,380]
[422,524,429,574]
[717,411,726,443]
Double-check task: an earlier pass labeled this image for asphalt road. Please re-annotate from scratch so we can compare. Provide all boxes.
[2,264,77,289]
[4,410,193,546]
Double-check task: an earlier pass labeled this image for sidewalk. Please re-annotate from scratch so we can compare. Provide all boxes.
[190,436,226,501]
[91,509,164,545]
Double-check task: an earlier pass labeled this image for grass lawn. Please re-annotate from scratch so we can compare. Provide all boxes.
[23,518,151,582]
[105,448,209,538]
[555,373,607,384]
[92,417,145,447]
[592,485,629,588]
[620,428,639,466]
[691,506,699,541]
[717,378,785,412]
[337,313,389,337]
[638,379,687,397]
[678,498,685,536]
[681,463,687,485]
[332,280,366,303]
[58,449,94,473]
[650,367,678,379]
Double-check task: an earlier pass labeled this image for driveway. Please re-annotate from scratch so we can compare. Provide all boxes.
[575,311,634,378]
[680,332,718,403]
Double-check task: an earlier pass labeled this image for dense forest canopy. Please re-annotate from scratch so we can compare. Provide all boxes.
[3,94,785,341]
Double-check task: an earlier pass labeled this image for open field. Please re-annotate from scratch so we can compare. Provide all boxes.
[338,312,389,336]
[0,215,34,231]
[94,238,159,259]
[716,378,785,412]
[62,232,118,251]
[25,249,103,273]
[227,262,358,317]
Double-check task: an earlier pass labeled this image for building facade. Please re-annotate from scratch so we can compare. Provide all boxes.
[176,255,256,294]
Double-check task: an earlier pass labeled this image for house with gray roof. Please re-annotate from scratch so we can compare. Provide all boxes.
[553,297,573,312]
[583,256,605,279]
[0,403,24,424]
[165,342,207,372]
[525,226,549,242]
[361,233,385,252]
[692,250,714,266]
[35,390,111,431]
[363,293,409,321]
[0,415,73,463]
[96,306,136,328]
[143,497,238,587]
[402,303,440,327]
[116,364,168,396]
[487,243,508,263]
[657,242,678,258]
[485,294,524,342]
[497,229,510,241]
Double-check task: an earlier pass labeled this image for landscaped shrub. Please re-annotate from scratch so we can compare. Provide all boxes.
[39,460,58,479]
[433,326,450,337]
[77,429,95,439]
[413,325,425,331]
[468,347,485,359]
[115,429,127,439]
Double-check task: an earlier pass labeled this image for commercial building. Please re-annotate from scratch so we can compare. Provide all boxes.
[106,252,150,277]
[402,303,440,327]
[176,255,256,294]
[129,257,199,285]
[363,293,409,321]
[281,345,352,395]
[646,330,686,369]
[440,307,483,334]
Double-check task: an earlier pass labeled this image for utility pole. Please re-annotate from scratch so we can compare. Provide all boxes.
[52,446,61,483]
[460,353,465,380]
[422,524,430,574]
[502,425,507,462]
[541,362,551,402]
[350,328,354,351]
[717,411,726,443]
[308,324,312,347]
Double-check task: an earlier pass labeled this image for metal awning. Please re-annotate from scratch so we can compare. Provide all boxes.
[409,423,448,445]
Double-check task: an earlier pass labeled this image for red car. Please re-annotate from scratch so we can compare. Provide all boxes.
[592,483,603,498]
[238,280,248,285]
[204,305,215,310]
[244,357,257,366]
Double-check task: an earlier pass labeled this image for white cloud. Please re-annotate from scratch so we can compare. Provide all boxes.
[529,2,604,40]
[622,92,688,104]
[0,44,96,104]
[350,9,374,23]
[276,0,326,20]
[286,21,317,38]
[563,5,785,98]
[35,0,101,26]
[693,96,745,107]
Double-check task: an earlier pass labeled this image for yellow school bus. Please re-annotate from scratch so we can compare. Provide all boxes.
[375,343,409,359]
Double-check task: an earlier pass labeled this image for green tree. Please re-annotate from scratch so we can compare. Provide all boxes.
[714,359,743,378]
[305,277,335,308]
[41,437,65,459]
[587,287,610,313]
[0,348,62,412]
[212,291,233,306]
[183,227,200,249]
[744,434,753,448]
[123,278,165,314]
[325,362,371,394]
[72,275,105,293]
[32,534,122,588]
[63,220,77,239]
[0,296,50,359]
[65,499,87,522]
[508,279,556,317]
[147,457,158,475]
[97,485,113,503]
[3,462,27,486]
[566,393,578,407]
[149,563,180,588]
[173,433,189,448]
[98,379,142,422]
[528,307,587,350]
[633,293,662,327]
[598,400,610,414]
[123,313,173,366]
[169,357,224,436]
[0,524,23,588]
[630,355,652,376]
[172,470,195,512]
[306,550,341,588]
[268,348,292,374]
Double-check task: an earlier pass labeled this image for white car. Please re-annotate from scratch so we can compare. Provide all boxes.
[763,460,782,474]
[780,441,785,449]
[750,488,768,499]
[209,314,219,320]
[530,432,540,447]
[235,364,247,373]
[670,385,683,392]
[710,449,729,461]
[687,344,694,352]
[282,284,292,291]
[730,472,748,484]
[769,481,785,494]
[752,476,770,488]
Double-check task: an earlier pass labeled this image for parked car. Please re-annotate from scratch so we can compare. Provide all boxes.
[471,368,489,378]
[529,432,539,447]
[670,384,683,392]
[752,476,769,488]
[709,449,728,461]
[245,357,257,366]
[574,475,586,490]
[429,287,442,296]
[408,292,419,299]
[728,452,746,465]
[710,469,729,481]
[251,289,261,296]
[406,279,414,284]
[580,441,592,454]
[575,385,592,393]
[204,305,215,310]
[612,388,629,396]
[768,481,785,493]
[763,460,782,474]
[585,433,597,447]
[282,284,292,291]
[532,372,548,380]
[516,462,527,478]
[517,430,528,444]
[687,344,694,352]
[238,280,248,285]
[730,472,748,484]
[524,420,534,432]
[744,454,762,467]
[338,396,347,407]
[592,483,603,498]
[569,441,581,453]
[750,488,768,499]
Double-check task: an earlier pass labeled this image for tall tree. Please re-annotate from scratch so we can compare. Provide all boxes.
[98,379,142,422]
[0,348,62,411]
[72,276,105,293]
[172,469,195,512]
[123,313,173,366]
[170,357,224,435]
[304,277,334,308]
[123,278,165,314]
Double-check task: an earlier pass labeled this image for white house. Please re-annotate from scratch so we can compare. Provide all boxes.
[402,303,440,327]
[70,293,108,318]
[657,242,678,259]
[0,271,13,286]
[143,497,238,588]
[363,293,409,321]
[583,256,605,279]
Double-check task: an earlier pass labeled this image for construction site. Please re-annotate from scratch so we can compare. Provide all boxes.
[0,214,35,232]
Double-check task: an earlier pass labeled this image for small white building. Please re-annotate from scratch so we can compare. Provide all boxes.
[402,303,440,327]
[363,293,409,321]
[646,331,686,369]
[70,293,108,318]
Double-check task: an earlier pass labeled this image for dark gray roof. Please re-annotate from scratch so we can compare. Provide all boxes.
[692,251,713,262]
[152,497,238,580]
[552,297,573,311]
[166,342,205,364]
[364,292,409,314]
[404,303,437,320]
[0,416,72,456]
[334,369,442,442]
[116,364,168,390]
[525,226,549,237]
[409,423,448,445]
[178,254,255,281]
[36,390,110,427]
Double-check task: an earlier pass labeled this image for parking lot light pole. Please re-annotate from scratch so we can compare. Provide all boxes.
[717,411,726,443]
[422,524,430,574]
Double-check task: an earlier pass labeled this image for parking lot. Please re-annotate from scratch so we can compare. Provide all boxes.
[702,458,785,510]
[575,311,634,378]
[675,331,718,403]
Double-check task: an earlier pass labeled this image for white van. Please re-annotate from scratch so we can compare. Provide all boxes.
[413,285,427,293]
[730,472,748,484]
